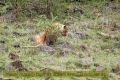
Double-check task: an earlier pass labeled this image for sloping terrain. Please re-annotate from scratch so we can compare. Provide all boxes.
[0,1,120,80]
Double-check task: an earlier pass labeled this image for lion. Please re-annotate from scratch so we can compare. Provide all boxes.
[21,22,68,48]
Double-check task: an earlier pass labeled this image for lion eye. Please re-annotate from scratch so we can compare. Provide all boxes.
[64,25,66,29]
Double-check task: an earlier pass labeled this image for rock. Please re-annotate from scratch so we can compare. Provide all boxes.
[80,21,90,29]
[0,38,8,44]
[98,32,112,39]
[57,48,70,57]
[4,63,16,71]
[102,2,119,13]
[11,43,20,48]
[0,1,5,6]
[64,21,74,26]
[115,57,120,62]
[10,31,21,37]
[5,60,27,71]
[106,49,114,53]
[38,45,56,54]
[16,68,27,71]
[66,5,83,16]
[3,26,8,29]
[92,8,99,15]
[8,53,19,60]
[83,64,90,69]
[78,57,94,64]
[74,6,83,14]
[109,31,119,38]
[0,44,8,52]
[12,60,23,68]
[94,63,100,67]
[111,22,120,31]
[57,41,73,49]
[79,44,88,52]
[96,66,106,71]
[68,31,90,39]
[66,5,74,13]
[112,64,120,74]
[114,41,120,48]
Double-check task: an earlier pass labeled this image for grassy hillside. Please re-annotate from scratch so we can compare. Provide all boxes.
[0,0,120,80]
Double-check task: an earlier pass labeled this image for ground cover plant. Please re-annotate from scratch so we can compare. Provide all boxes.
[0,0,120,80]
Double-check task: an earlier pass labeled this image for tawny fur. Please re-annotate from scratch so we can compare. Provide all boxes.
[35,32,47,45]
[21,32,47,48]
[52,22,65,31]
[21,22,68,48]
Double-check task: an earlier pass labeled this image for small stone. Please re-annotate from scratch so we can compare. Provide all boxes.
[96,66,106,71]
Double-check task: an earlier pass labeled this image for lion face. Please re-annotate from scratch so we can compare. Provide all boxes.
[52,22,68,36]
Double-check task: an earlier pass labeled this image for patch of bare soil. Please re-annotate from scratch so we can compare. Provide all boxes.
[57,41,73,49]
[0,44,8,52]
[5,60,27,71]
[37,44,57,54]
[68,31,91,39]
[114,40,120,48]
[8,53,19,60]
[112,64,120,75]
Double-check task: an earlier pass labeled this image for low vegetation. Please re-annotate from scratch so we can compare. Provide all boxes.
[0,0,120,80]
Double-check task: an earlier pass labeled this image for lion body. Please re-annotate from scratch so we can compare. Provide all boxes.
[22,22,68,48]
[35,32,47,45]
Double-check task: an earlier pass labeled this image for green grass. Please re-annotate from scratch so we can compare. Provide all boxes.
[0,1,120,80]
